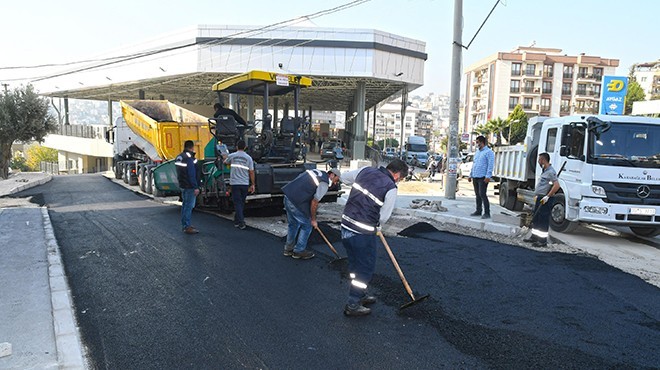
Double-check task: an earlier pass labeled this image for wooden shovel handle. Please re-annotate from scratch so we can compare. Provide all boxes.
[377,232,416,301]
[315,226,341,258]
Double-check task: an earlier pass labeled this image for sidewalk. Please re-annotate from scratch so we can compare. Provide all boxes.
[0,172,86,369]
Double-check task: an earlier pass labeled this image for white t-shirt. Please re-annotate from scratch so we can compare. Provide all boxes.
[224,151,254,186]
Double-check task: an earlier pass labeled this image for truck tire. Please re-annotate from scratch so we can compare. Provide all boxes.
[499,181,516,210]
[138,167,147,192]
[127,165,138,186]
[151,171,164,197]
[145,170,153,194]
[527,145,538,176]
[629,226,660,238]
[114,162,123,180]
[549,193,579,233]
[123,164,129,184]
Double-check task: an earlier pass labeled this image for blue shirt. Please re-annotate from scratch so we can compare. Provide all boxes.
[470,145,494,179]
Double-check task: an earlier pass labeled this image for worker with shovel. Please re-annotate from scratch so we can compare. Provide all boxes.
[524,152,560,247]
[339,159,408,316]
[282,168,342,259]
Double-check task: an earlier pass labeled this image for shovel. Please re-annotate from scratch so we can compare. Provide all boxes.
[314,226,347,263]
[377,232,430,310]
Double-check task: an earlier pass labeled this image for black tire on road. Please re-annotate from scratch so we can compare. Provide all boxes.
[138,167,146,192]
[151,171,163,197]
[123,164,129,184]
[145,170,153,194]
[499,181,516,210]
[114,162,122,180]
[629,226,660,238]
[549,193,579,233]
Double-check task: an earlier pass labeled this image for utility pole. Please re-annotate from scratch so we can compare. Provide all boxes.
[1,83,8,93]
[445,0,463,199]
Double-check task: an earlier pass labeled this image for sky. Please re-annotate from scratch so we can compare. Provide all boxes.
[1,0,658,97]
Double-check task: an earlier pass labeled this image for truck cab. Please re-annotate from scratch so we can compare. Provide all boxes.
[496,115,660,237]
[404,135,428,167]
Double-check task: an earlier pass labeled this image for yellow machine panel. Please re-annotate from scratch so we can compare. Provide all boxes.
[120,100,213,160]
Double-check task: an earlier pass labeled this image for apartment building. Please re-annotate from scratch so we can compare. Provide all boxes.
[463,46,619,134]
[632,60,660,100]
[372,103,433,145]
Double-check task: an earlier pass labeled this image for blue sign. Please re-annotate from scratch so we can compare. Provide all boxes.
[600,76,628,115]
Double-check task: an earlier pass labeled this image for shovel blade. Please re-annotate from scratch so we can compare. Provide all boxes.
[399,294,430,310]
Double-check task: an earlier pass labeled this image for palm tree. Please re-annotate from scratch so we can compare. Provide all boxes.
[486,117,509,146]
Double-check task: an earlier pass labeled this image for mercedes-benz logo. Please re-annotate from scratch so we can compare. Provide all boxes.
[637,185,651,199]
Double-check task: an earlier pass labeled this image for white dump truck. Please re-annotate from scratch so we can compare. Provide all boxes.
[494,115,660,237]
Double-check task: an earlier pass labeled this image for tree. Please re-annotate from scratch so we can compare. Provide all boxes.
[26,145,58,171]
[377,138,399,150]
[506,105,529,145]
[0,85,57,179]
[486,117,509,146]
[625,80,646,114]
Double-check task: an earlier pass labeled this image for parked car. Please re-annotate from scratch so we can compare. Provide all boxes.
[321,141,340,159]
[383,147,396,159]
[457,153,474,177]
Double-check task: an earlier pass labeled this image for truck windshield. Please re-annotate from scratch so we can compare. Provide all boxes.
[406,144,428,152]
[588,122,660,168]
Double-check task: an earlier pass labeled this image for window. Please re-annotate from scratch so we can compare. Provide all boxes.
[523,98,533,109]
[541,98,551,111]
[567,125,585,159]
[593,67,603,80]
[543,64,553,77]
[542,81,552,94]
[563,65,574,78]
[560,99,571,112]
[578,67,589,78]
[511,63,522,76]
[577,84,587,95]
[510,80,520,93]
[524,81,535,93]
[509,96,519,109]
[562,82,572,95]
[525,64,536,76]
[593,84,601,97]
[545,128,557,152]
[641,76,648,82]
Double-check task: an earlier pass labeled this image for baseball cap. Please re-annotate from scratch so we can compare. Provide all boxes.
[328,168,341,179]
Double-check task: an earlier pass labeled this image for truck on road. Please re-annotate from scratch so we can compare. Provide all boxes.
[404,135,428,167]
[109,70,339,212]
[494,115,660,237]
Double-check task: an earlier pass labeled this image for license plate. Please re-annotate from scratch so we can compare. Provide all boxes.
[629,207,656,215]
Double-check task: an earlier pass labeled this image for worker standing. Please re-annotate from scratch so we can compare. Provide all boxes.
[281,168,342,259]
[175,140,200,234]
[222,140,255,229]
[524,152,560,247]
[339,159,408,316]
[468,135,495,219]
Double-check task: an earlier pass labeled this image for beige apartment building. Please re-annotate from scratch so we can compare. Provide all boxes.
[632,60,660,100]
[463,46,619,136]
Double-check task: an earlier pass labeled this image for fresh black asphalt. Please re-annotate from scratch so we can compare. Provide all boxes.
[16,174,660,369]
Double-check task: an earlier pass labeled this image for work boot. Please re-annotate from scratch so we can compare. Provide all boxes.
[183,226,199,234]
[481,213,491,219]
[239,223,246,230]
[292,250,315,260]
[283,244,294,257]
[533,238,548,247]
[470,211,481,216]
[523,235,538,243]
[360,295,377,306]
[343,303,372,317]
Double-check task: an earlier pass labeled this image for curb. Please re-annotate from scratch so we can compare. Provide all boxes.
[42,207,87,369]
[8,173,53,194]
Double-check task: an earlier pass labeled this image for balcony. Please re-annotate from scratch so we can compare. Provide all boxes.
[510,87,521,94]
[540,105,551,113]
[563,72,574,79]
[543,71,553,78]
[522,104,538,111]
[508,103,519,109]
[511,70,522,76]
[561,89,572,96]
[523,87,540,94]
[542,89,553,94]
[524,71,542,78]
[560,106,571,113]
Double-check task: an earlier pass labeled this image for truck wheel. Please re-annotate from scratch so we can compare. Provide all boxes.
[145,170,153,194]
[629,227,660,238]
[128,166,138,186]
[513,197,524,211]
[499,182,516,210]
[123,164,129,184]
[138,167,146,192]
[527,145,538,176]
[549,193,579,233]
[151,171,163,197]
[114,162,122,179]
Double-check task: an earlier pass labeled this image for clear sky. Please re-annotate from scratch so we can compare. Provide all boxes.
[1,0,658,96]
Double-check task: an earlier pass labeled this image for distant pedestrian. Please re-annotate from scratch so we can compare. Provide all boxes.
[339,159,408,317]
[317,138,323,153]
[524,152,560,247]
[175,140,200,234]
[281,168,342,259]
[223,140,255,230]
[468,135,495,219]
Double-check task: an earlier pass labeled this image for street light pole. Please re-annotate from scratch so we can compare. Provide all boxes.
[445,0,463,199]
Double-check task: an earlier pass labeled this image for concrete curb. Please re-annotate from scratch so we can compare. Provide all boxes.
[8,173,53,194]
[42,207,87,369]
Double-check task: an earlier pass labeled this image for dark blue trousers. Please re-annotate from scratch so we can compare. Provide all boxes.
[231,185,249,225]
[342,229,378,304]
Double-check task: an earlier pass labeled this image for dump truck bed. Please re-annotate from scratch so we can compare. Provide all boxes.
[120,100,213,161]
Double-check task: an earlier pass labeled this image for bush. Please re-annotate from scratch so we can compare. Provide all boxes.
[10,155,30,172]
